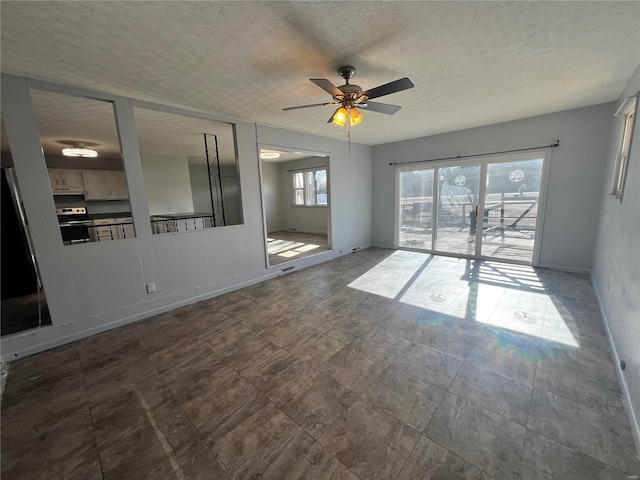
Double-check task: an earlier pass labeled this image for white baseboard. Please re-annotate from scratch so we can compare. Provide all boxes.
[591,274,640,459]
[537,263,592,274]
[371,243,394,249]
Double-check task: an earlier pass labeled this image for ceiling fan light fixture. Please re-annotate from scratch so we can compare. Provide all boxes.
[349,107,364,126]
[332,107,348,126]
[62,143,98,158]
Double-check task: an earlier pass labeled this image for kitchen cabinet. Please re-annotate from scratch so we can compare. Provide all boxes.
[90,218,118,242]
[115,217,135,239]
[89,217,135,242]
[105,171,129,200]
[48,169,84,194]
[82,170,129,201]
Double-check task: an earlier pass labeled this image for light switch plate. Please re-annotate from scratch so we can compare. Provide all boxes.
[146,282,156,294]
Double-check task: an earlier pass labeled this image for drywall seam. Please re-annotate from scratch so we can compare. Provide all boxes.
[592,273,640,458]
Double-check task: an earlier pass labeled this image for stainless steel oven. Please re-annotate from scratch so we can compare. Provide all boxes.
[57,207,92,245]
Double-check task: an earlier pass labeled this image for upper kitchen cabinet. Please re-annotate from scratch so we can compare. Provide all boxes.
[48,168,84,194]
[83,170,128,200]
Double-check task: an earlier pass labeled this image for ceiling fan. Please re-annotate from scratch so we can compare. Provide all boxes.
[283,66,414,127]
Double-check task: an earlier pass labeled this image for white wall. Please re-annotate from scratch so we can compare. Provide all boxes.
[261,161,283,232]
[592,64,640,453]
[0,74,372,359]
[372,103,614,271]
[141,153,194,215]
[188,161,212,213]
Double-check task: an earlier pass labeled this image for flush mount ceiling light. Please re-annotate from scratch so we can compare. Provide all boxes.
[62,143,98,157]
[260,150,280,160]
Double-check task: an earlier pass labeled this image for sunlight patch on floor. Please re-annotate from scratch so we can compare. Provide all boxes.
[348,250,429,299]
[348,250,579,347]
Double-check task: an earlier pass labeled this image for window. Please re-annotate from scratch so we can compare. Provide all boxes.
[612,94,637,199]
[293,168,327,206]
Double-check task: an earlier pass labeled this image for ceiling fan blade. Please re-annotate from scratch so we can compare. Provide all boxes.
[363,101,402,115]
[283,102,333,111]
[362,77,414,100]
[310,78,343,98]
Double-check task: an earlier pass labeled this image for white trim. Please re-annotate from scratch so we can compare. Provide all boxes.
[536,264,592,274]
[591,274,640,458]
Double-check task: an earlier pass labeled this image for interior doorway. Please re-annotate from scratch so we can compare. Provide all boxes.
[397,153,548,265]
[1,167,51,335]
[258,146,331,267]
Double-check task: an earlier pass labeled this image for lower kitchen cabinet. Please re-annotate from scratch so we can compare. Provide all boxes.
[90,217,135,242]
[90,218,118,242]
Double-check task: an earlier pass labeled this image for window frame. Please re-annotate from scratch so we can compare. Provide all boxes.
[292,167,327,207]
[612,93,638,201]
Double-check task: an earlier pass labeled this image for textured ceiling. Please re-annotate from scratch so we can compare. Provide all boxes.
[1,1,639,146]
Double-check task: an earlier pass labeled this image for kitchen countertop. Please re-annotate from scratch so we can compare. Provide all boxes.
[150,212,212,219]
[89,212,132,220]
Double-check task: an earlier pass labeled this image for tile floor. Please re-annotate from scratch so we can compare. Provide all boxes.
[267,231,329,266]
[1,248,639,479]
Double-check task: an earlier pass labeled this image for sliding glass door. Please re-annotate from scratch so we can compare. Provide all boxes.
[397,154,546,265]
[399,168,434,250]
[434,164,481,256]
[480,158,543,262]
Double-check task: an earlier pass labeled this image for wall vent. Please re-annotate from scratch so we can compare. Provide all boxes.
[287,228,298,232]
[282,266,295,273]
[352,247,361,253]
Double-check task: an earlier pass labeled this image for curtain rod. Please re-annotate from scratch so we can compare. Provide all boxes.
[388,140,560,166]
[286,165,326,173]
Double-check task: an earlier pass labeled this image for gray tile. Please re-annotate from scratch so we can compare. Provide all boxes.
[527,390,640,473]
[427,313,486,337]
[283,373,359,439]
[416,324,478,359]
[1,406,100,480]
[355,330,412,365]
[250,316,312,348]
[238,346,297,392]
[181,371,268,449]
[518,429,630,480]
[466,338,537,384]
[534,358,622,409]
[477,326,541,356]
[397,344,463,389]
[285,330,346,365]
[263,361,324,408]
[259,430,359,480]
[449,361,533,426]
[397,435,492,480]
[319,344,389,393]
[424,392,526,479]
[323,317,377,344]
[148,337,213,375]
[538,341,616,376]
[360,366,446,431]
[319,400,420,479]
[212,402,301,479]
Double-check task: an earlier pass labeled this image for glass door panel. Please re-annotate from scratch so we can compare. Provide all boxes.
[399,168,434,250]
[435,164,481,255]
[480,158,543,262]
